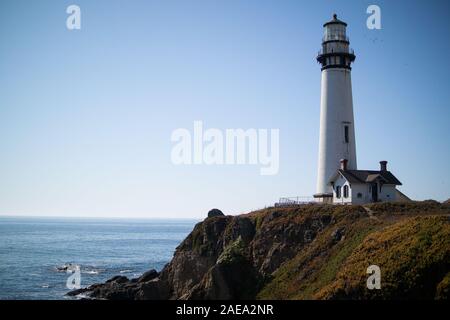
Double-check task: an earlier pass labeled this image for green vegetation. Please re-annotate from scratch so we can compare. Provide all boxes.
[256,201,449,300]
[217,236,246,265]
[367,199,448,215]
[436,272,450,299]
[316,215,450,299]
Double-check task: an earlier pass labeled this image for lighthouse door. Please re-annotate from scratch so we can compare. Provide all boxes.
[371,183,379,202]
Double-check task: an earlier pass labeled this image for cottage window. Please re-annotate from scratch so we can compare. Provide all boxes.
[343,185,349,198]
[336,186,341,199]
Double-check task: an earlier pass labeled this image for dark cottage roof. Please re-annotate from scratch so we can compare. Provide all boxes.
[334,169,402,185]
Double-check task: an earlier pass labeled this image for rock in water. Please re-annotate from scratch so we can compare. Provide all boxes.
[138,269,158,283]
[105,276,129,284]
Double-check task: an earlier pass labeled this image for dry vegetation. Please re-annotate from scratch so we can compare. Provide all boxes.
[255,201,450,299]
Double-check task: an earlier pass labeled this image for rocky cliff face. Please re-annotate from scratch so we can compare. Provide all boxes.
[68,201,450,300]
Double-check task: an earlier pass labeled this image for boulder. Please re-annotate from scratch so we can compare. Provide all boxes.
[138,269,158,283]
[331,227,345,242]
[106,275,129,284]
[207,208,224,218]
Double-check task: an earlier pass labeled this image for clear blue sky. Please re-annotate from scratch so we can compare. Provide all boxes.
[0,0,449,218]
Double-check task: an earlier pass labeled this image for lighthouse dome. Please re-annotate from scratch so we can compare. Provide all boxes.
[323,14,348,27]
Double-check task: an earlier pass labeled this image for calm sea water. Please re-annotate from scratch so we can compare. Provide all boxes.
[0,216,197,300]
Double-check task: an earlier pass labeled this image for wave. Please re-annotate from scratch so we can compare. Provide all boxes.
[82,270,99,275]
[119,269,133,274]
[56,263,103,275]
[55,263,79,273]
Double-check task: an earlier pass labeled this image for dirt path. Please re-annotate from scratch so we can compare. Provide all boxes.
[363,205,381,221]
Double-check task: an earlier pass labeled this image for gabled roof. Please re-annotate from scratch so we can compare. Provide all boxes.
[330,169,402,186]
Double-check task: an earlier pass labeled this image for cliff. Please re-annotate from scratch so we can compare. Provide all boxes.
[68,201,450,300]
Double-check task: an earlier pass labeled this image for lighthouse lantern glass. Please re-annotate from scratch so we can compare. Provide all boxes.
[324,24,346,41]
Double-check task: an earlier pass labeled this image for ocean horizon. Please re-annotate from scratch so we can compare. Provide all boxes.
[0,216,198,300]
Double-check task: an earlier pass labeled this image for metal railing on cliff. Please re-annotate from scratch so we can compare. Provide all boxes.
[274,196,316,207]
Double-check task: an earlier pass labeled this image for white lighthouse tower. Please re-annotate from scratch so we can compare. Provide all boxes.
[314,14,357,203]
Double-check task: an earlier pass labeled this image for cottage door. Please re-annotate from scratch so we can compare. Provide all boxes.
[371,183,378,202]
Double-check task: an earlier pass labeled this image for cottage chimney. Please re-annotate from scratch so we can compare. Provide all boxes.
[340,159,348,171]
[380,160,387,171]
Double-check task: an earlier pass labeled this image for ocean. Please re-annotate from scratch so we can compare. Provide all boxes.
[0,216,198,300]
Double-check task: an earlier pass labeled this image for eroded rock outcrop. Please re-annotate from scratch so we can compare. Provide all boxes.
[68,201,450,300]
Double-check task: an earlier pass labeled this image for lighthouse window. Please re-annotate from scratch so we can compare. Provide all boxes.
[344,125,349,143]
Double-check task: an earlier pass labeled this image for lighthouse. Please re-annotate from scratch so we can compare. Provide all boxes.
[314,14,357,203]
